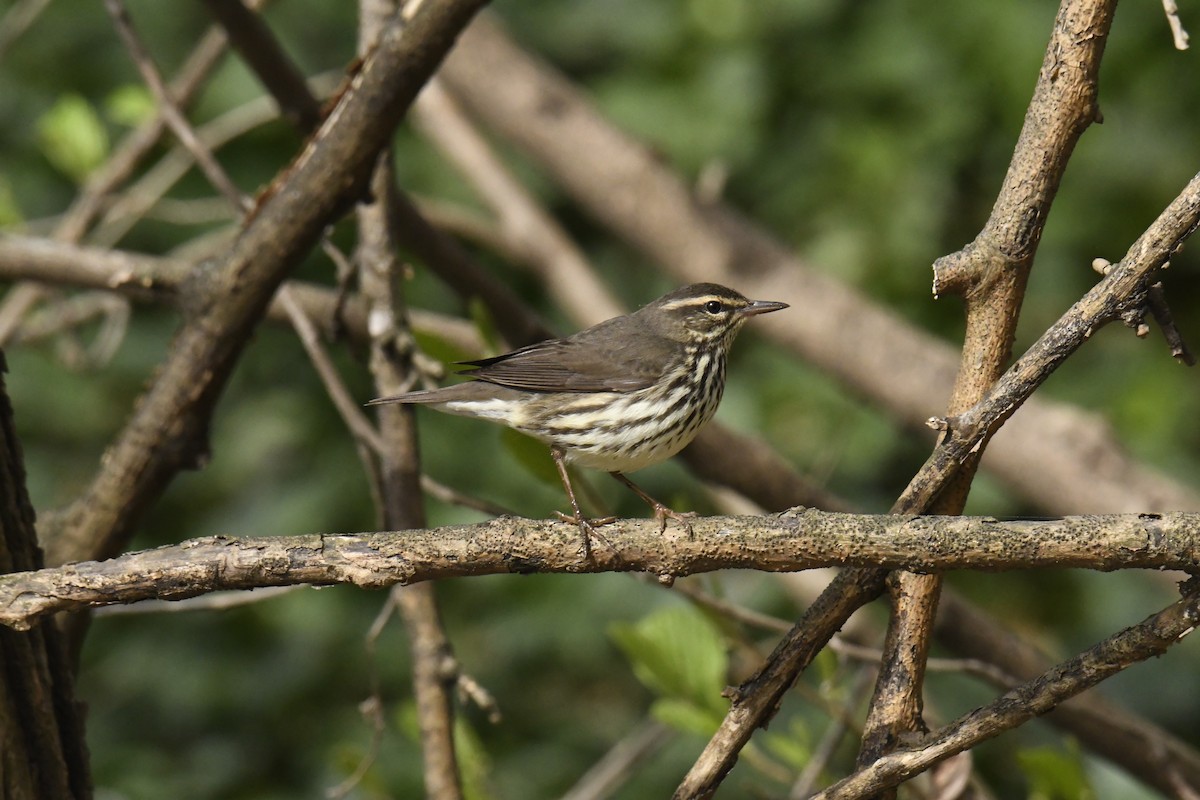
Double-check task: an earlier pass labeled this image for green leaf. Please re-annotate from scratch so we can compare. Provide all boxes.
[650,697,723,737]
[105,84,156,128]
[1018,742,1095,800]
[37,94,109,183]
[609,604,729,718]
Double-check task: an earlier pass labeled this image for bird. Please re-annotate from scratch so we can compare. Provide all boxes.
[368,283,788,555]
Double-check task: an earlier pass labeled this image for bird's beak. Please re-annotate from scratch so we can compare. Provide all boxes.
[738,299,789,318]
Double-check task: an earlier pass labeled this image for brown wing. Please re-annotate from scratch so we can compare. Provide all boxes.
[460,315,675,393]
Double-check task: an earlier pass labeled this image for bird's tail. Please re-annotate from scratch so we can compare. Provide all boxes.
[365,390,443,406]
[366,381,491,407]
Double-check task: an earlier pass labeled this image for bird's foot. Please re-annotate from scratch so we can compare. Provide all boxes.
[650,503,697,539]
[555,510,617,559]
[610,472,695,539]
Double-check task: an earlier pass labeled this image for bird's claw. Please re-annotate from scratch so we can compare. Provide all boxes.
[555,510,617,559]
[651,504,697,539]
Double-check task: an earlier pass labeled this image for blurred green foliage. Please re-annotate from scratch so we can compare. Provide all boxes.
[3,0,1200,797]
[610,604,729,735]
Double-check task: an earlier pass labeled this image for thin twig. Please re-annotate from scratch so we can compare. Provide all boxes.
[414,80,624,326]
[791,667,877,799]
[102,0,250,213]
[560,719,675,800]
[60,13,249,241]
[673,580,792,635]
[421,476,517,518]
[828,639,1019,690]
[1163,0,1190,50]
[1146,281,1196,365]
[277,285,387,455]
[326,591,398,800]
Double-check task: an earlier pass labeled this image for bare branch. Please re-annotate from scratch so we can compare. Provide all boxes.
[936,591,1200,797]
[102,0,250,212]
[561,719,674,800]
[1163,0,1190,50]
[38,0,491,566]
[0,235,484,353]
[5,509,1200,630]
[899,168,1200,513]
[814,581,1200,799]
[413,80,625,325]
[863,0,1118,770]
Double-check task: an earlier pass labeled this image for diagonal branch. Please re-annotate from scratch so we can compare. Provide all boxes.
[935,591,1200,797]
[860,0,1118,772]
[899,167,1200,513]
[37,0,491,567]
[815,579,1200,799]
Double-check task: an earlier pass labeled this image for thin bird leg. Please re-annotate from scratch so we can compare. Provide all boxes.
[551,447,615,557]
[610,472,696,538]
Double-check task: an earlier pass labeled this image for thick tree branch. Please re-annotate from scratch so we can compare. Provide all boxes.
[861,0,1117,772]
[3,510,1200,630]
[0,349,92,798]
[35,0,490,566]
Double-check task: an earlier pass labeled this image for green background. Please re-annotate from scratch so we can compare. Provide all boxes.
[2,0,1198,796]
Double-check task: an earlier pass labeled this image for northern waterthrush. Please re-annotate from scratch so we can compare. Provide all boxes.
[369,283,788,553]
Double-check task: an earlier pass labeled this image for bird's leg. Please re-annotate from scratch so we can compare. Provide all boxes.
[610,472,696,538]
[551,447,616,558]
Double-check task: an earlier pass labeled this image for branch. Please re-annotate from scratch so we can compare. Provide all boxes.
[673,165,1200,800]
[935,591,1200,797]
[0,233,483,359]
[36,0,491,566]
[861,0,1117,771]
[357,17,463,793]
[0,356,91,797]
[814,580,1200,799]
[899,167,1200,513]
[4,510,1200,630]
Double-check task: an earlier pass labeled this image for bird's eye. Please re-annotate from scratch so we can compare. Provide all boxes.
[704,300,724,314]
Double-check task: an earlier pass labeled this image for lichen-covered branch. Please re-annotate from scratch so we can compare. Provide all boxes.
[2,510,1199,631]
